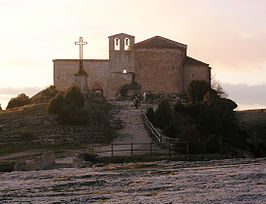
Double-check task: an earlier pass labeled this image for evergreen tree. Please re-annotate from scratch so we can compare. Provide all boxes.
[6,93,30,109]
[187,80,217,104]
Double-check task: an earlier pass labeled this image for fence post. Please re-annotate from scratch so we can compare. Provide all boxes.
[150,142,152,155]
[111,143,113,157]
[168,142,171,157]
[131,142,133,157]
[186,142,189,154]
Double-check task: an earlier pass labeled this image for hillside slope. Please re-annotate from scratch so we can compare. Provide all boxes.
[0,101,119,161]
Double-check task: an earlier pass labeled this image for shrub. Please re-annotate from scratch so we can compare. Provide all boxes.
[120,84,130,97]
[154,99,172,129]
[163,123,177,138]
[174,103,185,113]
[65,86,84,107]
[205,134,220,153]
[47,86,88,125]
[187,80,217,104]
[6,93,30,109]
[146,107,154,123]
[47,93,65,114]
[30,85,58,103]
[178,124,201,153]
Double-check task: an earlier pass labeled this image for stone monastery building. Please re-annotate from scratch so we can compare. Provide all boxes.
[53,33,211,99]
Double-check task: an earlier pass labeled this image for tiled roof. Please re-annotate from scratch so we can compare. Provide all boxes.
[184,56,209,66]
[135,36,187,49]
[108,33,135,38]
[53,59,109,62]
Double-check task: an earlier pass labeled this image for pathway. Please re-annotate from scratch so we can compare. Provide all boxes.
[95,101,164,157]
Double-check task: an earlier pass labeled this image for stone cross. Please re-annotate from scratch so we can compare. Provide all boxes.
[75,37,87,59]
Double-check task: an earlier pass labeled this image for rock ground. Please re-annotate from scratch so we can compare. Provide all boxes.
[0,158,265,203]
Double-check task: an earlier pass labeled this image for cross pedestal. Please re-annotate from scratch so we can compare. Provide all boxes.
[74,37,88,94]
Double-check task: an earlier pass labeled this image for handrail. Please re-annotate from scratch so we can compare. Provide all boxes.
[141,110,162,143]
[141,109,188,153]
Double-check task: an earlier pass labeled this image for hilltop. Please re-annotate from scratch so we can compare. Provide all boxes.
[0,95,120,164]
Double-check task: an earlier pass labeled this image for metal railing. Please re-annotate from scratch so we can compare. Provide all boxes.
[141,110,162,143]
[91,141,189,157]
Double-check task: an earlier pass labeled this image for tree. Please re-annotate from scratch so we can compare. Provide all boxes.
[6,93,30,109]
[211,77,228,98]
[47,86,87,125]
[154,99,172,129]
[65,86,85,107]
[187,80,218,104]
[47,93,65,114]
[146,107,154,124]
[31,85,58,103]
[0,104,2,111]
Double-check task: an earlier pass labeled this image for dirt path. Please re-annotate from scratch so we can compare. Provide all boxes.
[95,101,163,157]
[0,150,45,161]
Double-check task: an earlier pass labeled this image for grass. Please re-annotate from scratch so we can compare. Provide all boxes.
[0,143,83,157]
[0,102,48,120]
[236,111,266,157]
[0,100,119,162]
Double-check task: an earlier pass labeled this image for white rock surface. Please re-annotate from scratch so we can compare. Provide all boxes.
[0,158,265,203]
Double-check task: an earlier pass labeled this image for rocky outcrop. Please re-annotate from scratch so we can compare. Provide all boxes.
[72,152,94,168]
[14,151,55,171]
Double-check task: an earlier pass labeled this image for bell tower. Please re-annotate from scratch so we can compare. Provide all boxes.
[108,33,135,73]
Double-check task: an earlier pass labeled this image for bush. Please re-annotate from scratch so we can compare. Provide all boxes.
[47,86,86,125]
[65,86,84,107]
[47,93,65,114]
[163,123,178,138]
[187,80,217,104]
[205,134,220,153]
[154,99,172,129]
[146,107,154,123]
[120,84,130,97]
[30,85,58,103]
[179,124,201,153]
[6,93,30,109]
[174,103,185,113]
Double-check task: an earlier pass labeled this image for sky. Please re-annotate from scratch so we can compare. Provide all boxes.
[0,0,265,110]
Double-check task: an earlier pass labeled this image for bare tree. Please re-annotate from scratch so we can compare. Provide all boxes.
[211,75,228,98]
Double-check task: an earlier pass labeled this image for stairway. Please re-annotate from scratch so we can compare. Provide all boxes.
[95,101,164,157]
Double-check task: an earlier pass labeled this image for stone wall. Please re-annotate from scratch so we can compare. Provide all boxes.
[54,59,109,97]
[135,48,185,94]
[183,64,211,90]
[107,72,132,99]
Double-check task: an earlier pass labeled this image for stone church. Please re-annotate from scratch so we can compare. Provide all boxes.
[53,33,211,99]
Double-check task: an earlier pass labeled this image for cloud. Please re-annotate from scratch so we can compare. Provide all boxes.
[0,86,44,97]
[222,83,266,108]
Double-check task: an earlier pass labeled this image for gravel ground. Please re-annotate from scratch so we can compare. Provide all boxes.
[0,158,265,203]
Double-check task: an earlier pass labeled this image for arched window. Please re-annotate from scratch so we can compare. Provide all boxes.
[114,38,120,50]
[124,38,130,50]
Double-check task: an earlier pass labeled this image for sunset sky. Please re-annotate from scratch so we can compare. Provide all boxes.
[0,0,265,110]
